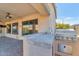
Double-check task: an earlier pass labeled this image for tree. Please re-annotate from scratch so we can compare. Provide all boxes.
[56,23,71,29]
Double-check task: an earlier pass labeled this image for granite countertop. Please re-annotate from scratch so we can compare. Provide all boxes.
[23,33,55,44]
[23,33,55,49]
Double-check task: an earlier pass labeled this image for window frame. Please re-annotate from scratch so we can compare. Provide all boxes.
[22,19,38,35]
[7,24,11,34]
[12,22,18,34]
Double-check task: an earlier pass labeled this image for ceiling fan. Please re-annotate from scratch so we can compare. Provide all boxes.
[5,12,13,19]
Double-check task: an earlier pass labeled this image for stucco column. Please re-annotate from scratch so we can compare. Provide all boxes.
[48,14,56,35]
[49,5,56,36]
[44,4,56,56]
[49,5,56,56]
[18,22,22,38]
[44,4,56,35]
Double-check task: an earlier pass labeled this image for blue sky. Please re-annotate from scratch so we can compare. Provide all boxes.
[56,3,79,25]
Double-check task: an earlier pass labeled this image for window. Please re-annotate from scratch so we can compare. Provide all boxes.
[12,23,18,34]
[7,24,11,33]
[22,19,38,35]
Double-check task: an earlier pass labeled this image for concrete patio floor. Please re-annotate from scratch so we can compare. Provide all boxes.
[0,37,23,56]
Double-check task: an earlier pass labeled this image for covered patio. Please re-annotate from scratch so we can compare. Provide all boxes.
[0,3,56,56]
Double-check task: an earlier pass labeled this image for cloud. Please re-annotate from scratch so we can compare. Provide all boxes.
[64,17,72,20]
[56,17,79,25]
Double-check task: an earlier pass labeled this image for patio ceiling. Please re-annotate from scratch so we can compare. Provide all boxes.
[0,3,49,23]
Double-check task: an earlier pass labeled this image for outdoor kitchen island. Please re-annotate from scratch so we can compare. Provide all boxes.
[23,33,55,56]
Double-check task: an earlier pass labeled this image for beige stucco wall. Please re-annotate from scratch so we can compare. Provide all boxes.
[3,13,54,56]
[4,13,50,40]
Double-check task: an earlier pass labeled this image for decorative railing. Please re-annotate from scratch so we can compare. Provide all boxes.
[55,29,77,41]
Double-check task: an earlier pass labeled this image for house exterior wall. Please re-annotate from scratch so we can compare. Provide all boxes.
[4,13,50,40]
[3,13,55,56]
